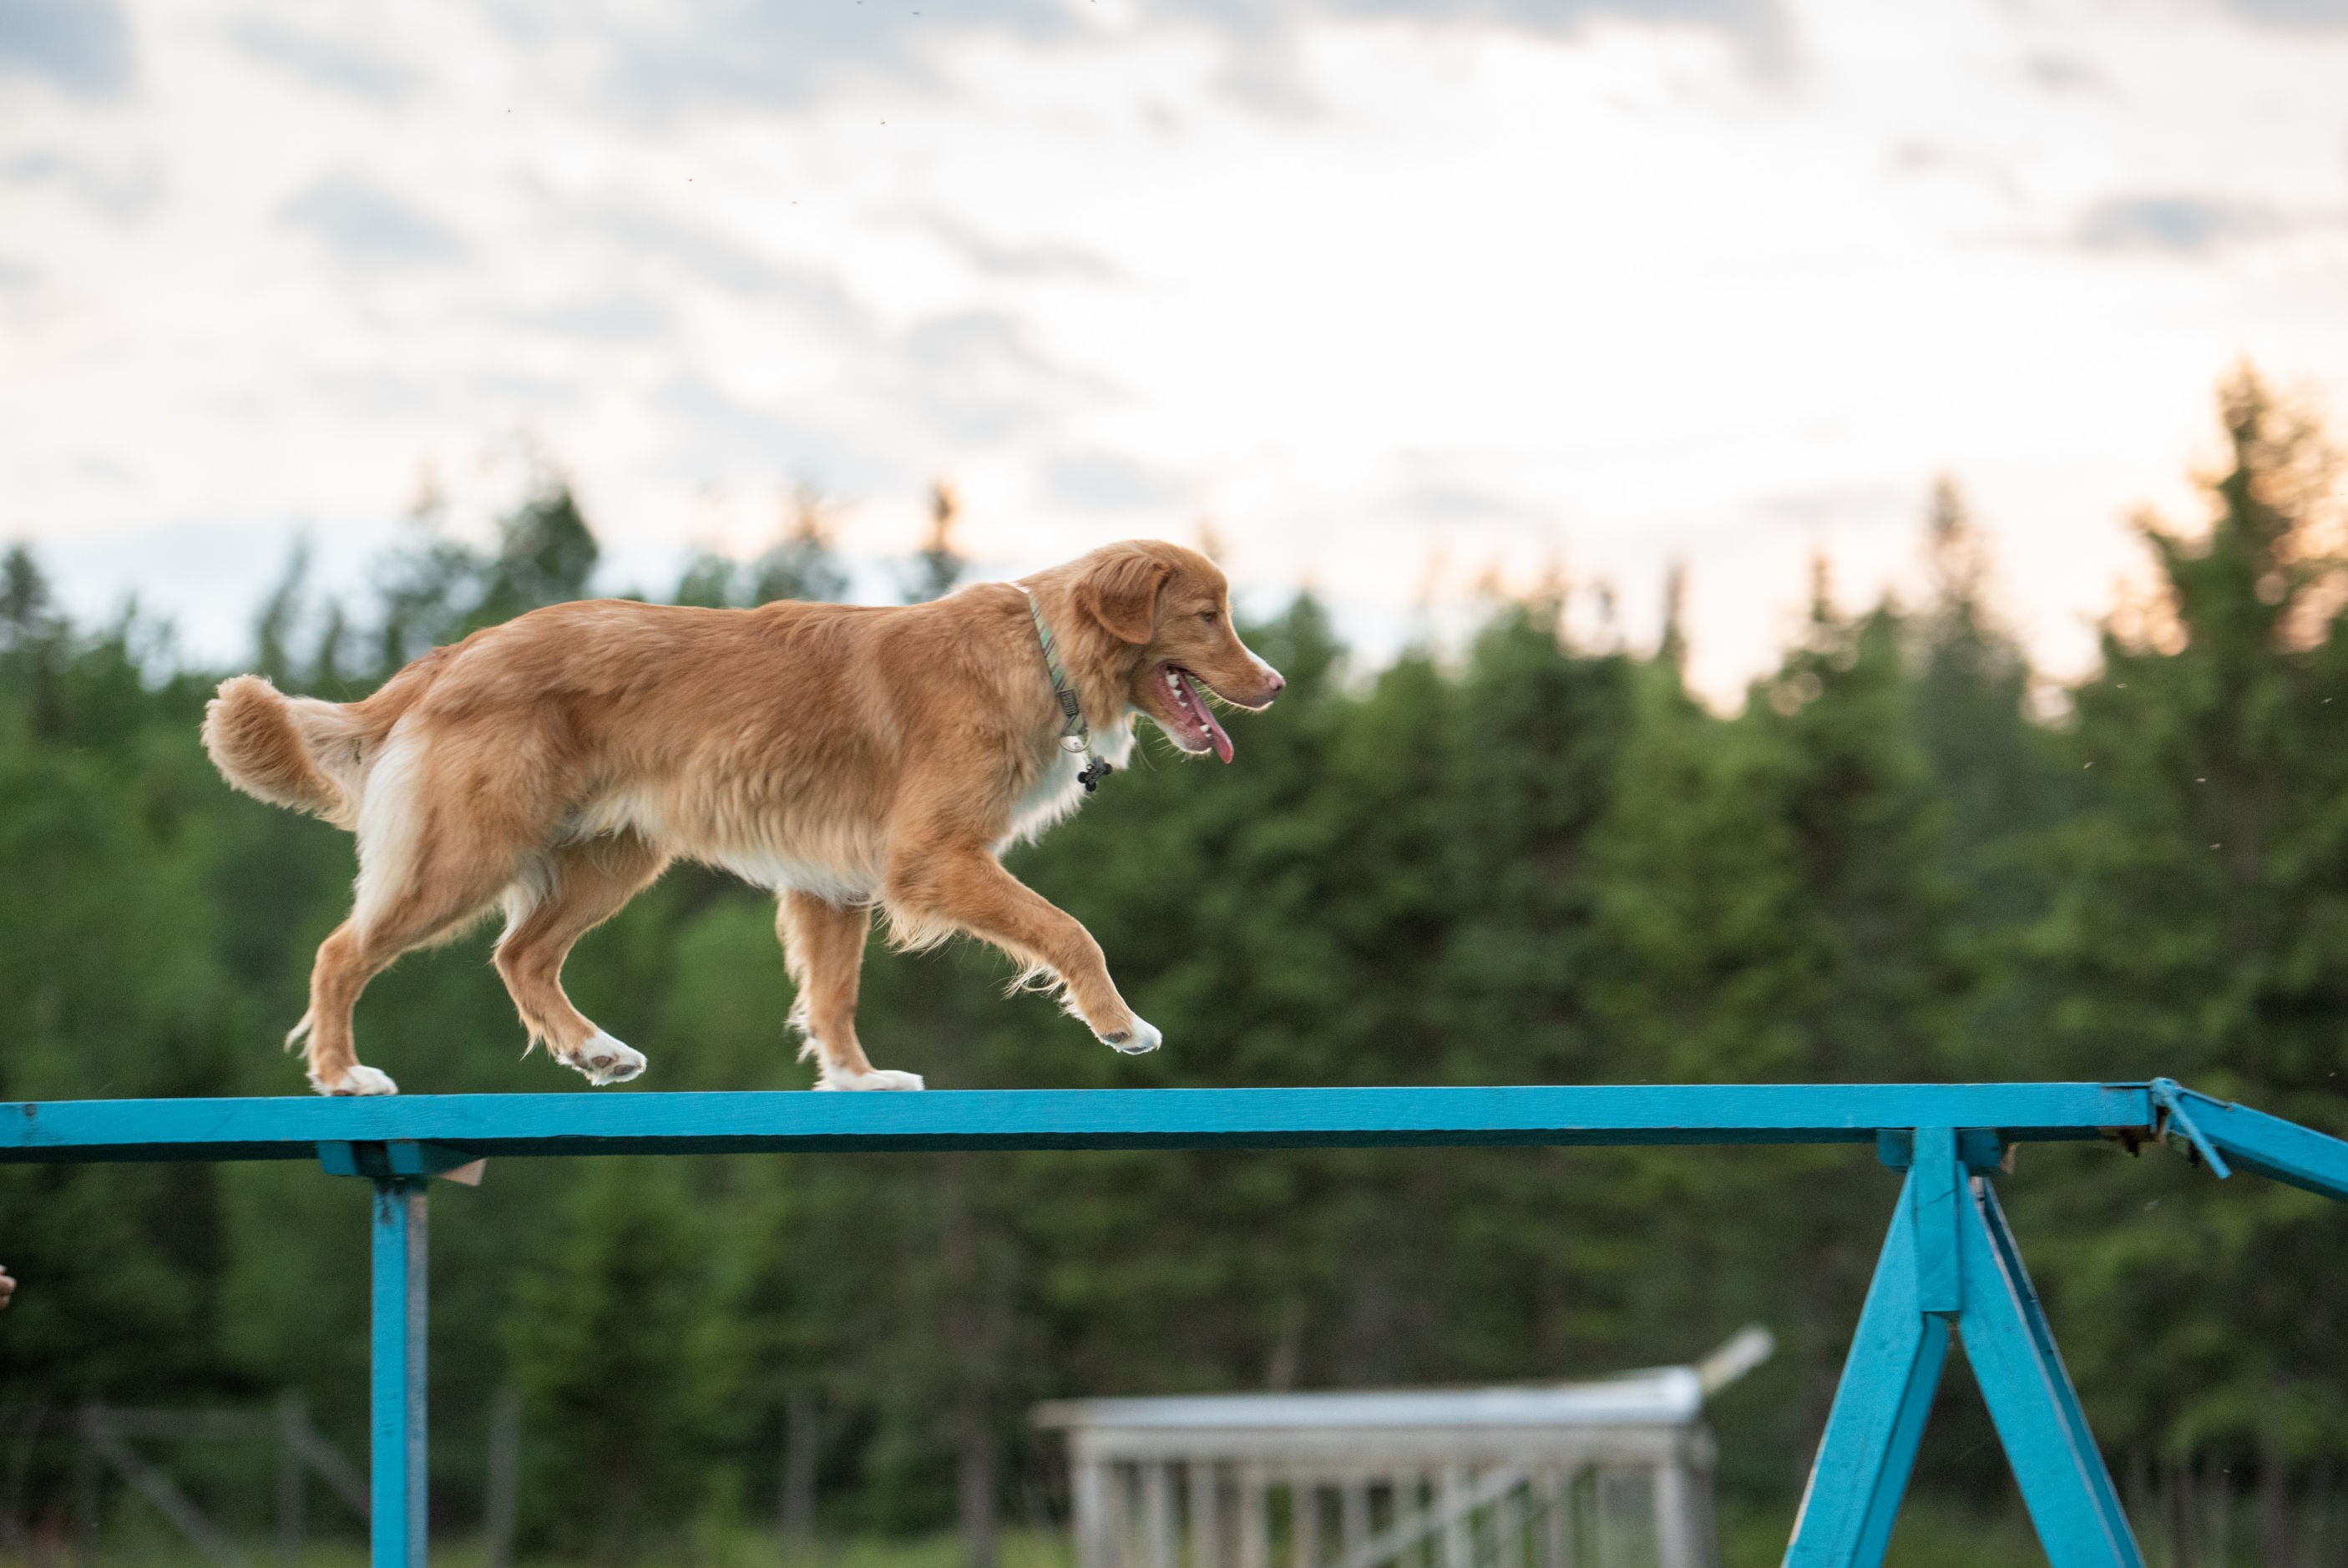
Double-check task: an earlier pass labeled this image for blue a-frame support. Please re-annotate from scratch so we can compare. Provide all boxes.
[1789,1130,2138,1566]
[371,1181,428,1568]
[8,1076,2346,1568]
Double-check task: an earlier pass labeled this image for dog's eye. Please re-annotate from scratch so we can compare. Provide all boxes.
[1199,609,1218,623]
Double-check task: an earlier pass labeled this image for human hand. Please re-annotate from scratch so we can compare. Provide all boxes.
[0,1264,14,1309]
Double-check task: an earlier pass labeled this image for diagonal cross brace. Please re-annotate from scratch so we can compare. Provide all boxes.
[2148,1079,2348,1200]
[1784,1131,2144,1568]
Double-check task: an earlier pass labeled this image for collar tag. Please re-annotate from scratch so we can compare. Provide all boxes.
[1021,588,1114,792]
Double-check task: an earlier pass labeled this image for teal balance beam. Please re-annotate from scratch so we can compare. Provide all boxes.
[5,1079,2342,1568]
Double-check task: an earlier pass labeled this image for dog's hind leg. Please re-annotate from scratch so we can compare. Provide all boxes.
[302,731,559,1095]
[779,893,919,1090]
[883,842,1160,1056]
[302,853,524,1096]
[493,832,670,1086]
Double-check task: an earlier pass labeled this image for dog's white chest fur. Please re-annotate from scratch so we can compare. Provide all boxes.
[1002,716,1135,847]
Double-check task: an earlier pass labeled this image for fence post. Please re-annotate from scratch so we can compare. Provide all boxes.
[276,1393,306,1565]
[484,1387,520,1568]
[780,1391,818,1561]
[72,1404,99,1568]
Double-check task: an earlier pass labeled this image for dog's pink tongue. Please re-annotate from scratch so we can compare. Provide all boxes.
[1184,675,1235,763]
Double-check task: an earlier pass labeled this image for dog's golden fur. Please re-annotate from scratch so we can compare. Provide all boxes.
[203,539,1283,1095]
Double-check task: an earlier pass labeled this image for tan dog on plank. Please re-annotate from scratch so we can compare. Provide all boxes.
[202,540,1283,1095]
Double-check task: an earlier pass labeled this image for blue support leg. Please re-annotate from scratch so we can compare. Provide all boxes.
[1957,1178,2142,1568]
[1782,1158,1952,1568]
[371,1180,428,1568]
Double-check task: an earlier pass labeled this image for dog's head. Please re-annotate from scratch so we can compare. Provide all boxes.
[1069,540,1284,762]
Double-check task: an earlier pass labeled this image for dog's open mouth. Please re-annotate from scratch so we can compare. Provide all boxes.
[1156,663,1235,762]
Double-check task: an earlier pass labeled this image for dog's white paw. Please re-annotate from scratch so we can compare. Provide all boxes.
[1101,1016,1162,1055]
[313,1064,399,1097]
[570,1030,647,1087]
[813,1065,927,1091]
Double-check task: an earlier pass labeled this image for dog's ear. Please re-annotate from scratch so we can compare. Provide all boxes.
[1077,551,1173,645]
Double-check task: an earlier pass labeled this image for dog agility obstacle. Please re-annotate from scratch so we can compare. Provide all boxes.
[8,1079,2347,1568]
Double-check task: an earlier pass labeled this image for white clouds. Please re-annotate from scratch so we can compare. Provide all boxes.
[280,169,469,263]
[2,0,2345,699]
[0,0,134,96]
[227,16,421,103]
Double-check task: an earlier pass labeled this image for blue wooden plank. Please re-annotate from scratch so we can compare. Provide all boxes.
[1909,1129,1962,1315]
[1784,1170,1951,1568]
[0,1083,2156,1163]
[370,1182,427,1568]
[2159,1084,2348,1201]
[1960,1176,2143,1568]
[1974,1181,2139,1559]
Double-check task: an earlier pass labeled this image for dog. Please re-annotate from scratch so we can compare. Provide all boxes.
[201,539,1284,1095]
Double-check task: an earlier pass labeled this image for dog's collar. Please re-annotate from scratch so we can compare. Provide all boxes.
[1019,588,1114,794]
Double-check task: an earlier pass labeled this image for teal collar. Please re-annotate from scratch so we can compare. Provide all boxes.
[1020,589,1114,794]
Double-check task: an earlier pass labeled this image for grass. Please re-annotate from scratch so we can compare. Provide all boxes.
[1719,1494,2047,1568]
[11,1526,1080,1568]
[0,1515,2057,1568]
[69,1504,2315,1568]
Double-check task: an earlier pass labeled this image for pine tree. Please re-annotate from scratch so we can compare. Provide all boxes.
[507,1160,732,1559]
[900,483,967,604]
[751,484,853,605]
[1904,479,2070,1076]
[2021,369,2348,1545]
[370,475,602,669]
[0,543,62,650]
[476,481,601,625]
[1583,562,1965,1488]
[676,483,851,609]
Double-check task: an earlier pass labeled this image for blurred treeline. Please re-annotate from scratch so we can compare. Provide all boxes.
[3,369,2347,1565]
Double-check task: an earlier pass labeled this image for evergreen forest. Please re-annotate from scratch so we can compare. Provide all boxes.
[3,370,2346,1566]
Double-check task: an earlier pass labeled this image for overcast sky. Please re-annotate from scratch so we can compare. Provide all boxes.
[3,0,2346,701]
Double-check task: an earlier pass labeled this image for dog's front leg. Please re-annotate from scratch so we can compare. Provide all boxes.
[779,893,922,1090]
[884,843,1161,1055]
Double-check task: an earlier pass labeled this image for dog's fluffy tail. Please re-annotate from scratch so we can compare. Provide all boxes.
[204,655,447,829]
[201,676,367,827]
